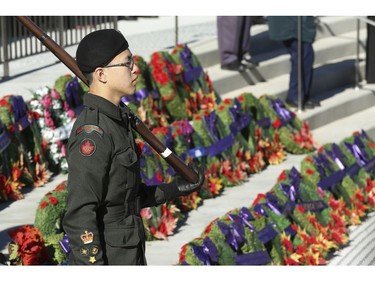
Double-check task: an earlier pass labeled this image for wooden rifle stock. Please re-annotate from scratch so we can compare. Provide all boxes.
[16,16,198,183]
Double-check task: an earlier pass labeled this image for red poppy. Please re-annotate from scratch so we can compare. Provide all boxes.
[272,119,282,129]
[296,205,305,213]
[306,168,314,175]
[40,201,48,209]
[48,196,58,205]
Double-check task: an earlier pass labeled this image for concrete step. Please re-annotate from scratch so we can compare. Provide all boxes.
[217,54,367,103]
[192,16,367,69]
[299,84,375,132]
[205,28,366,96]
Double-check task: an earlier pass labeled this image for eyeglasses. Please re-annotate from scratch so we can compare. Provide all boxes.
[103,56,134,70]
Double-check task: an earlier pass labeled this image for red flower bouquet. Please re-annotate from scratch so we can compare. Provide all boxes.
[8,225,48,265]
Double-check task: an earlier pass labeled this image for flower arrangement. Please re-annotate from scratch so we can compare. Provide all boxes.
[178,207,272,265]
[149,51,188,121]
[178,130,375,265]
[171,44,219,117]
[0,94,50,192]
[141,203,183,241]
[124,55,167,129]
[28,76,83,174]
[8,225,48,265]
[237,93,286,167]
[260,95,315,154]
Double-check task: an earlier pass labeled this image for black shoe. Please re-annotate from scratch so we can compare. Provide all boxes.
[252,16,267,25]
[241,53,258,69]
[304,100,320,109]
[221,61,243,71]
[285,99,298,108]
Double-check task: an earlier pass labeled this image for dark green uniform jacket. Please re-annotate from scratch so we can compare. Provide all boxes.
[267,16,316,43]
[62,93,167,265]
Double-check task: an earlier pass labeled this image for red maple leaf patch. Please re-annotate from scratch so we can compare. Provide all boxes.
[80,139,96,156]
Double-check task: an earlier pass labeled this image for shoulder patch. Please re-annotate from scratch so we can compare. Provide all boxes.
[79,139,96,156]
[76,125,104,137]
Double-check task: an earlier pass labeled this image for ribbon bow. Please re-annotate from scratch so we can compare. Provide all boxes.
[59,234,71,255]
[192,237,219,265]
[217,221,246,251]
[65,77,83,110]
[270,98,294,125]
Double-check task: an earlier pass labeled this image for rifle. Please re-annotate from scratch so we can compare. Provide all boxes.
[16,16,198,183]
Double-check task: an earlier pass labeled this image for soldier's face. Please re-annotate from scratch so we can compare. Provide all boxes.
[105,49,139,97]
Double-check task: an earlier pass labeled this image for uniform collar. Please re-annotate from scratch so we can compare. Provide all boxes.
[83,93,122,121]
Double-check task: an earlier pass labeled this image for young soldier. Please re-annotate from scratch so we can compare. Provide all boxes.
[62,29,204,265]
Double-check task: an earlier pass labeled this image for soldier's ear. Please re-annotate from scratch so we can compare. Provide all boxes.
[93,67,107,84]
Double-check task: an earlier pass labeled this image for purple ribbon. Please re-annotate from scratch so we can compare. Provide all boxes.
[217,221,246,251]
[361,130,370,140]
[121,88,150,103]
[0,122,10,153]
[325,145,346,170]
[312,155,326,177]
[192,237,219,265]
[180,45,204,83]
[65,77,83,111]
[204,111,220,143]
[257,117,271,128]
[228,213,255,231]
[266,193,282,215]
[239,207,255,221]
[187,134,235,158]
[151,89,160,99]
[289,167,301,185]
[346,163,361,178]
[10,95,32,132]
[235,251,271,265]
[344,141,368,166]
[365,157,375,173]
[299,200,328,212]
[59,234,71,254]
[229,113,251,136]
[206,135,235,156]
[141,170,163,186]
[279,183,298,202]
[270,98,294,125]
[318,169,345,190]
[256,225,279,244]
[281,201,296,216]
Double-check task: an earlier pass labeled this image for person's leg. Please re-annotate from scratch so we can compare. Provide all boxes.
[240,16,258,69]
[283,39,299,105]
[302,41,320,108]
[217,16,242,70]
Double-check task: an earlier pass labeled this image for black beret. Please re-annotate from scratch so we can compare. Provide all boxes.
[76,29,129,73]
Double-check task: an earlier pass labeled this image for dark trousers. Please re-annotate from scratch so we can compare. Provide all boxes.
[217,16,252,65]
[366,16,375,83]
[283,39,315,103]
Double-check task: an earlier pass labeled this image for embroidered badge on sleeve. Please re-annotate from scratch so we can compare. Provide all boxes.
[76,125,104,137]
[80,230,94,244]
[79,139,96,156]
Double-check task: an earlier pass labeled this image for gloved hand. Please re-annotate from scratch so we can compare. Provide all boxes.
[156,163,205,201]
[175,163,205,196]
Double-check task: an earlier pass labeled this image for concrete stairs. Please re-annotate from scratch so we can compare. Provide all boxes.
[189,16,375,140]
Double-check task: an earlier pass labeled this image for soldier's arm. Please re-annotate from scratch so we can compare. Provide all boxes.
[63,124,112,265]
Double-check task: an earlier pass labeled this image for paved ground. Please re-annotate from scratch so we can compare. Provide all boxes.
[1,16,375,269]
